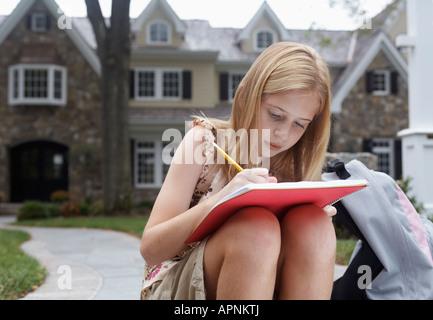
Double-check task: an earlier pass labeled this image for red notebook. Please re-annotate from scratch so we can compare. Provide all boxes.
[186,179,368,244]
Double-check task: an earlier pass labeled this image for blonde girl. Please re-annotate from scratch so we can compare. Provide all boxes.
[140,42,336,300]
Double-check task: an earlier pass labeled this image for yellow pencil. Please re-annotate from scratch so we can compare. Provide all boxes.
[212,141,243,172]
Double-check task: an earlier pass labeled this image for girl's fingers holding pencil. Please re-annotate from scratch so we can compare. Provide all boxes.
[241,168,273,183]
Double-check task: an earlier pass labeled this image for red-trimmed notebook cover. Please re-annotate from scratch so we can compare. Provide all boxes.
[186,179,368,244]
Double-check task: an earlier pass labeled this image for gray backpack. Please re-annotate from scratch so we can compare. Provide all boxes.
[322,159,433,300]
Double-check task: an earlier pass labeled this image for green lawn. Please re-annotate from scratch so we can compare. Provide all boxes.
[14,215,149,238]
[0,229,46,300]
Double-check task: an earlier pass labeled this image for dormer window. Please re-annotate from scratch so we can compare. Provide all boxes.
[27,12,50,32]
[254,28,276,52]
[147,20,171,45]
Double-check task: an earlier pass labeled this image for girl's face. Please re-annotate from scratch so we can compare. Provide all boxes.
[260,90,320,158]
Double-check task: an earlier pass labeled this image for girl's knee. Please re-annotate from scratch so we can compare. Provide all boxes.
[281,204,336,250]
[215,207,281,257]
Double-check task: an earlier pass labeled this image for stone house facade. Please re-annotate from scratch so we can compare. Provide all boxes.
[0,0,409,204]
[0,0,102,202]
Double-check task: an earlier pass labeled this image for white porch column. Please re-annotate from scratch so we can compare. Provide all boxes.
[396,0,433,216]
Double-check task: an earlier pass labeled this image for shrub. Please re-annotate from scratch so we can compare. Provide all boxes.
[48,203,61,217]
[50,190,69,202]
[60,199,81,217]
[17,201,51,221]
[89,200,104,216]
[0,191,5,203]
[79,200,90,216]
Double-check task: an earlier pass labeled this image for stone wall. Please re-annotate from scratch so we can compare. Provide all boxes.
[325,152,378,171]
[0,1,102,202]
[331,51,409,153]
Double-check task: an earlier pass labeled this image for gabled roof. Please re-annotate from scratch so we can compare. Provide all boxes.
[237,1,289,42]
[0,0,100,75]
[331,1,408,113]
[131,0,186,34]
[331,30,408,113]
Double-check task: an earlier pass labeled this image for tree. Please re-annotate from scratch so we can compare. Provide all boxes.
[85,0,132,214]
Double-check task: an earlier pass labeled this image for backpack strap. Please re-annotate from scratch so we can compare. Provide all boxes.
[327,159,384,300]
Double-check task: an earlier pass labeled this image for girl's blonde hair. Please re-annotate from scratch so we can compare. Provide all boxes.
[199,42,331,182]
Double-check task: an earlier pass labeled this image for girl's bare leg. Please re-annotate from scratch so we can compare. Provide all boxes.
[276,204,336,300]
[204,207,281,300]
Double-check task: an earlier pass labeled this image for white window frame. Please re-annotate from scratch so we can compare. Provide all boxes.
[31,12,49,32]
[228,72,245,102]
[134,67,182,101]
[372,138,395,178]
[371,70,391,96]
[134,140,178,188]
[146,19,171,45]
[8,64,67,106]
[254,28,276,52]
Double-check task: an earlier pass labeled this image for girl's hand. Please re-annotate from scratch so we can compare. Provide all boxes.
[323,205,337,217]
[221,168,277,198]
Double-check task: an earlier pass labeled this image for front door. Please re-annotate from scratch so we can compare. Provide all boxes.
[10,141,69,202]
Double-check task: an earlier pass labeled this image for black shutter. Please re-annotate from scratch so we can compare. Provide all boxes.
[26,14,32,30]
[130,139,135,187]
[394,139,402,179]
[391,71,398,95]
[46,14,51,31]
[129,70,135,98]
[363,139,373,153]
[182,71,192,99]
[219,73,229,101]
[366,71,375,93]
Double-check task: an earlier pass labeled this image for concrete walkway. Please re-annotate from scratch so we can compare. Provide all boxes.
[0,216,347,300]
[0,216,145,300]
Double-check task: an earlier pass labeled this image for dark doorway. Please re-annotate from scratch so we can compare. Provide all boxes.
[10,141,69,202]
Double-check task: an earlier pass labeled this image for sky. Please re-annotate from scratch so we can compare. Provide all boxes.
[0,0,394,30]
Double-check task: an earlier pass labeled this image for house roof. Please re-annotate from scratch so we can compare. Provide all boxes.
[331,1,408,113]
[0,1,354,71]
[131,0,186,34]
[237,1,290,43]
[0,0,100,75]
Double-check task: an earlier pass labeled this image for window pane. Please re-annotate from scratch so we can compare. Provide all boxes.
[44,151,65,180]
[163,71,179,97]
[137,152,155,184]
[137,142,155,149]
[138,71,155,97]
[257,31,273,49]
[13,69,19,99]
[372,139,393,176]
[150,22,168,42]
[230,74,244,99]
[24,69,48,98]
[21,148,39,180]
[34,14,48,31]
[54,70,62,99]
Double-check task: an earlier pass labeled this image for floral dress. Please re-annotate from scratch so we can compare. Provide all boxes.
[140,118,228,299]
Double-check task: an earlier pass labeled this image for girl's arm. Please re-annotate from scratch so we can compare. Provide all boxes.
[140,126,273,266]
